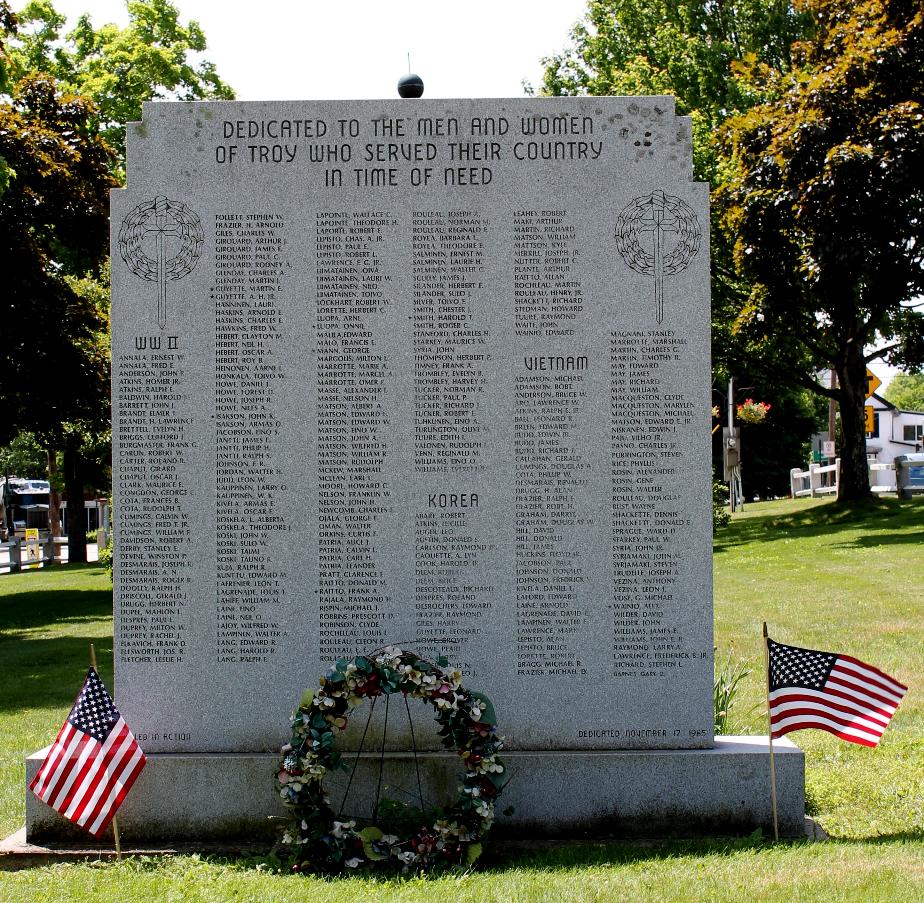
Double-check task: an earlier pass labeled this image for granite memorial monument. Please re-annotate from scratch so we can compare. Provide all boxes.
[27,96,804,840]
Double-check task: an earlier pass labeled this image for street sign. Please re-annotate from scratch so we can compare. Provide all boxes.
[865,368,882,399]
[24,528,40,569]
[865,405,876,433]
[823,440,836,458]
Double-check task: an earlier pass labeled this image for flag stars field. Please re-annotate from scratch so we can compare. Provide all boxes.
[28,667,146,839]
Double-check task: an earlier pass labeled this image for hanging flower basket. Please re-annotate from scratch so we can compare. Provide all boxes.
[275,646,506,873]
[736,398,771,424]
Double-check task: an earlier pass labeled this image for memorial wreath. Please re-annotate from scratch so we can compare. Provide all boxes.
[275,646,506,873]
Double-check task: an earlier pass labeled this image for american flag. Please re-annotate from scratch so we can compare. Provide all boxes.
[768,639,907,748]
[29,668,146,837]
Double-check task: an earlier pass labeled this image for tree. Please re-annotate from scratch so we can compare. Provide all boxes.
[0,2,16,192]
[537,0,810,182]
[0,76,113,438]
[884,372,924,413]
[0,431,46,476]
[719,0,924,501]
[2,2,233,557]
[537,3,812,365]
[713,379,826,498]
[0,74,114,555]
[539,2,824,488]
[8,0,234,167]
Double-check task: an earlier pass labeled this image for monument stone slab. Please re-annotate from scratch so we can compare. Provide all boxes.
[112,97,713,752]
[27,737,807,840]
[109,97,713,757]
[24,96,809,843]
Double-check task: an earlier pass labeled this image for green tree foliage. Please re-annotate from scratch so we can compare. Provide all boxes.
[537,1,811,360]
[0,431,46,477]
[719,0,924,500]
[2,2,232,556]
[0,73,114,554]
[0,2,16,191]
[883,372,924,413]
[540,2,822,484]
[712,479,730,529]
[0,2,12,86]
[0,75,114,441]
[8,0,234,167]
[734,384,825,498]
[538,0,810,180]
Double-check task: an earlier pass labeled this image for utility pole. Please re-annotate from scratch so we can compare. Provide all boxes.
[0,473,7,541]
[723,378,742,513]
[728,377,738,513]
[728,377,735,444]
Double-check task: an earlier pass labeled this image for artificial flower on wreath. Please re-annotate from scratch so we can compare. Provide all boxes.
[275,646,506,874]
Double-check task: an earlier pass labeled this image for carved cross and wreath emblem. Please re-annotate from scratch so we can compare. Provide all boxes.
[118,196,203,329]
[614,189,702,324]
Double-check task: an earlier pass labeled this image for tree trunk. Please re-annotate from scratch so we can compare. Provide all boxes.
[63,441,88,564]
[836,349,872,502]
[46,449,62,538]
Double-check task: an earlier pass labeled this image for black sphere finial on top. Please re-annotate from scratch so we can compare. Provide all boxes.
[398,72,424,98]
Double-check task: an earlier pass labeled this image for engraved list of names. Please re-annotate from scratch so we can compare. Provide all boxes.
[112,97,712,753]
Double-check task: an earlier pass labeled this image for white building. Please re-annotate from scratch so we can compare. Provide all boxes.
[866,396,924,491]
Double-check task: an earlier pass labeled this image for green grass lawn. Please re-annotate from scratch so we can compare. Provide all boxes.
[714,497,924,841]
[1,498,922,900]
[0,564,115,840]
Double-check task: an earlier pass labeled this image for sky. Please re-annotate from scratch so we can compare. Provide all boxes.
[48,0,590,100]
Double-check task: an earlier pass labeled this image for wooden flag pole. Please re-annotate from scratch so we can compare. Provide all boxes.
[762,623,780,842]
[89,644,122,858]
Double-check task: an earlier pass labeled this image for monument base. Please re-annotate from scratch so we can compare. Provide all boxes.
[26,736,804,842]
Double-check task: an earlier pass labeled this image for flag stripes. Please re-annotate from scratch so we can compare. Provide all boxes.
[29,668,146,838]
[31,724,84,800]
[767,638,906,749]
[770,689,890,727]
